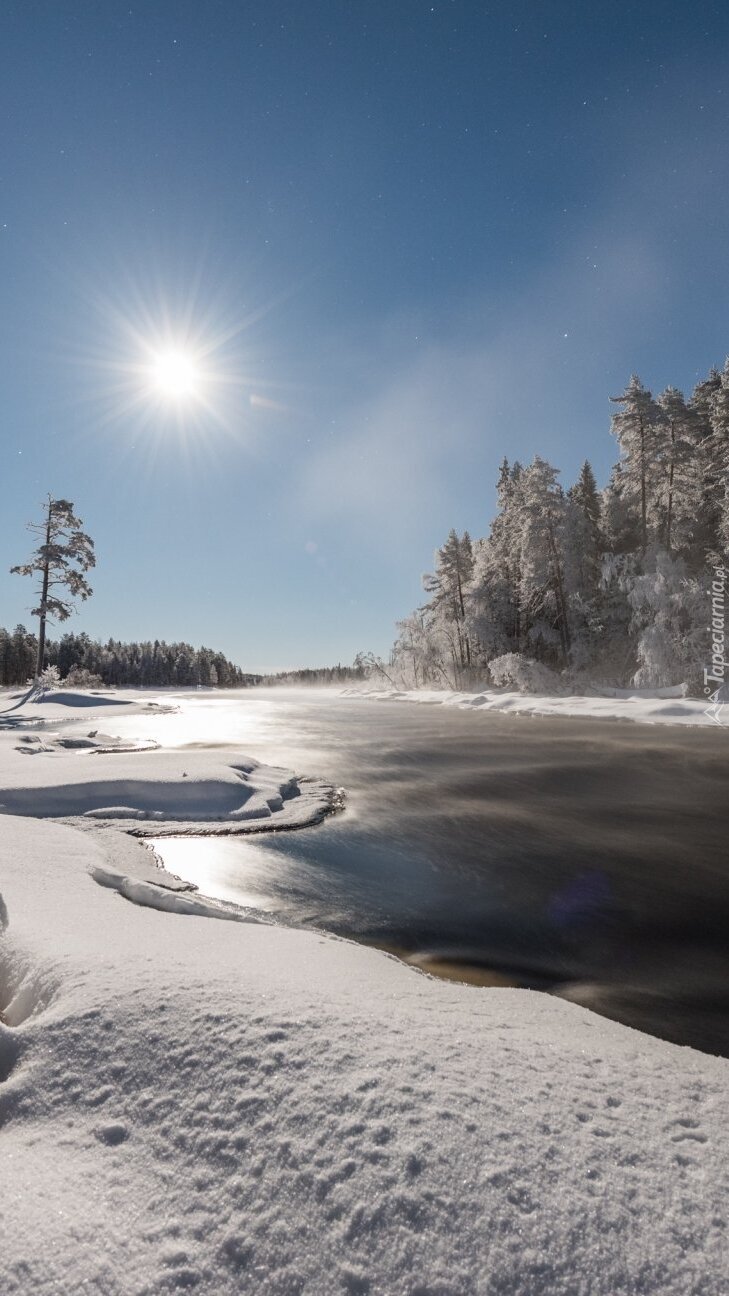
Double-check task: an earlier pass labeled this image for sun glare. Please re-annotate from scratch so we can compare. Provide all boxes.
[149,348,201,399]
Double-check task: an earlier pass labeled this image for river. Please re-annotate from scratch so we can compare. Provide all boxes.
[115,688,729,1055]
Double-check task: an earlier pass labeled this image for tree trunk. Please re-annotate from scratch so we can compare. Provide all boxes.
[666,420,675,553]
[35,498,52,677]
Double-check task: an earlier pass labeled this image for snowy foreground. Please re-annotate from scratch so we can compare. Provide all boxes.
[1,691,728,1294]
[343,684,729,728]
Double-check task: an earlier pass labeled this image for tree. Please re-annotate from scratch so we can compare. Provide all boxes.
[655,387,700,556]
[610,375,662,549]
[570,461,602,537]
[517,458,571,664]
[10,497,95,677]
[422,529,475,680]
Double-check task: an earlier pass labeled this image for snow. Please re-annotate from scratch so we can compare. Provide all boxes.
[342,685,729,727]
[0,689,333,834]
[1,689,728,1293]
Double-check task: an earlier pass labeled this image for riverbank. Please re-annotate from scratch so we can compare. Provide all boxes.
[342,684,729,727]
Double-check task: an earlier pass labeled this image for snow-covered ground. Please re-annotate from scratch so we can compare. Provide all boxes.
[343,684,729,728]
[1,688,728,1293]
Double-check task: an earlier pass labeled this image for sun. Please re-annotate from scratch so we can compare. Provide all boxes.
[149,348,201,399]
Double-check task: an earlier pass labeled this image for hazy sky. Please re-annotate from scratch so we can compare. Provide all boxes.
[2,1,729,670]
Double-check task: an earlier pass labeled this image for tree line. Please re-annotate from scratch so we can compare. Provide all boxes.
[389,362,729,695]
[259,663,368,686]
[0,626,259,690]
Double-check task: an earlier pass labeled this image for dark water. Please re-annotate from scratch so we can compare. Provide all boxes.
[150,691,729,1056]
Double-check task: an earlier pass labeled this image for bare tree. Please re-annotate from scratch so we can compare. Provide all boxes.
[11,497,95,678]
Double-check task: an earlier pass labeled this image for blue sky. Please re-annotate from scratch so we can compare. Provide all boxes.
[1,1,729,670]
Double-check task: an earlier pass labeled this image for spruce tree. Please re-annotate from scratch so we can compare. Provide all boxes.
[570,461,602,539]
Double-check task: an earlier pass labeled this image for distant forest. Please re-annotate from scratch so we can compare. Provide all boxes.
[0,627,259,689]
[389,363,729,695]
[260,664,367,686]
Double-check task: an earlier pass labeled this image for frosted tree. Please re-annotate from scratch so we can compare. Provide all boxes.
[563,467,603,672]
[570,460,601,535]
[566,461,603,594]
[610,375,662,550]
[10,497,95,678]
[688,363,729,559]
[706,359,729,550]
[465,536,516,665]
[392,611,450,687]
[496,461,526,640]
[517,458,571,664]
[626,548,705,691]
[422,529,475,679]
[655,387,700,555]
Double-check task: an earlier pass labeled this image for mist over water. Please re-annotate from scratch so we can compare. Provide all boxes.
[126,689,729,1056]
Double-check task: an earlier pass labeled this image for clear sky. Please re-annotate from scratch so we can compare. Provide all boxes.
[1,1,728,671]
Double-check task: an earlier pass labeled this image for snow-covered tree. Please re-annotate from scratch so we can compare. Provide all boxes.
[422,529,475,680]
[390,355,729,696]
[609,376,662,550]
[655,387,701,556]
[516,458,571,664]
[565,461,604,664]
[625,548,705,691]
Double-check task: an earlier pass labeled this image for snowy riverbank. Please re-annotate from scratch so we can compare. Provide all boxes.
[342,684,729,728]
[1,688,728,1293]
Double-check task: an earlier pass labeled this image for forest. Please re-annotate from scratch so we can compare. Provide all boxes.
[0,627,258,690]
[260,664,368,686]
[389,363,729,695]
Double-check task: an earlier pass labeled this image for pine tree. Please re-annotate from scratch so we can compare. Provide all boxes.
[655,387,699,555]
[609,376,662,549]
[10,497,95,677]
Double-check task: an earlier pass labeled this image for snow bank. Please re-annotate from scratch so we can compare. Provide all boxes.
[343,685,729,727]
[0,746,331,833]
[0,690,334,834]
[0,686,175,720]
[1,814,728,1294]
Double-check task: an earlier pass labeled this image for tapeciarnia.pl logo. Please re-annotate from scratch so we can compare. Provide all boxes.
[703,561,727,725]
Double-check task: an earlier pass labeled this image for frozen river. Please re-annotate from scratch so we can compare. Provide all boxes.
[113,687,729,1054]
